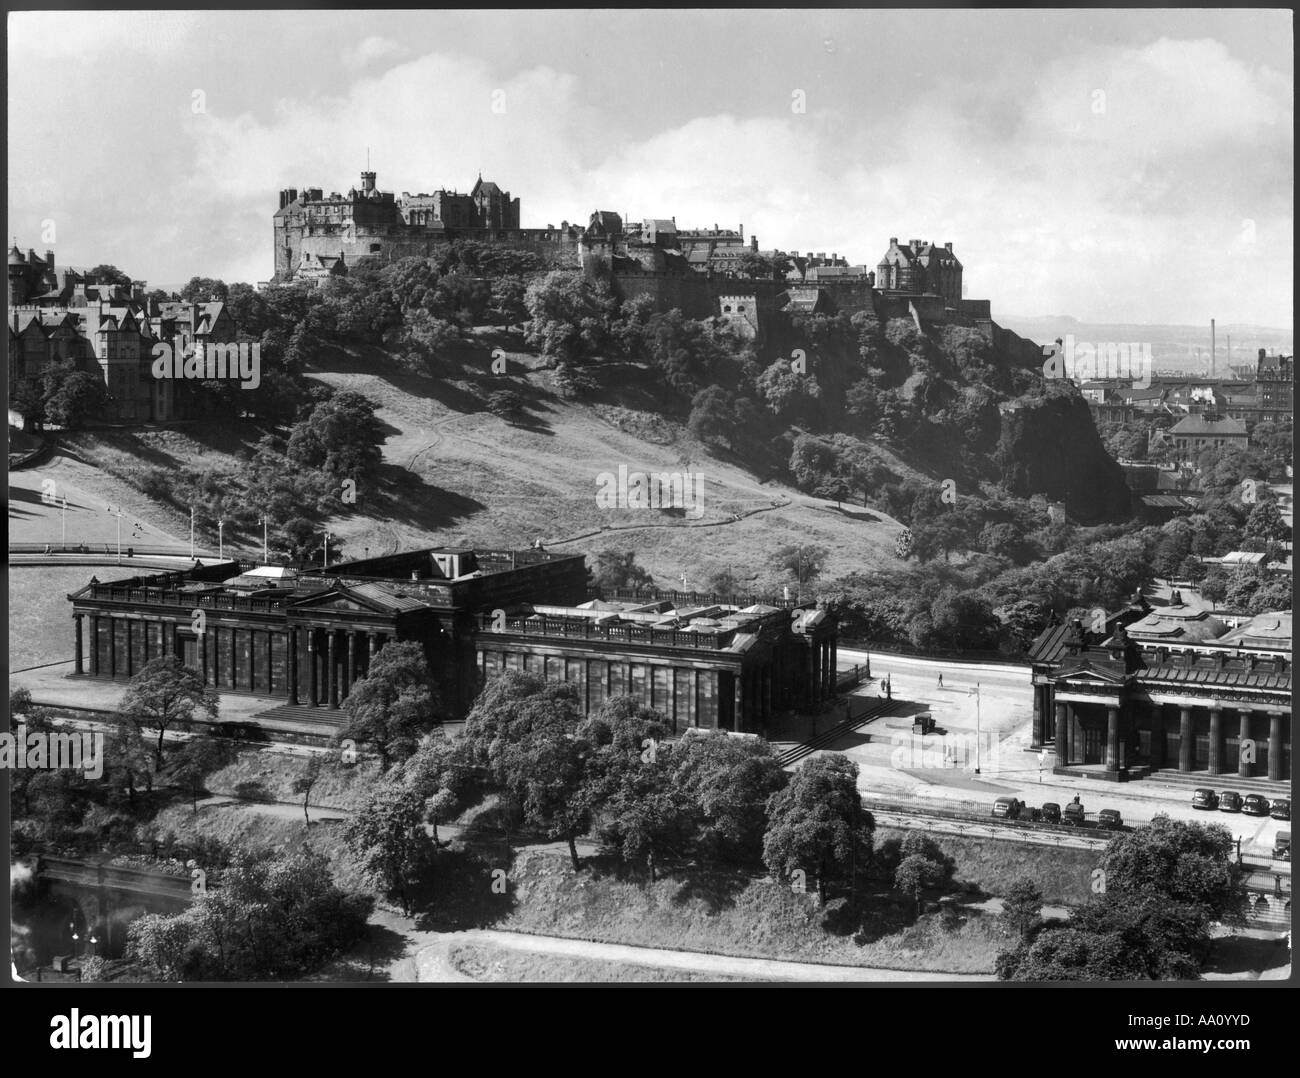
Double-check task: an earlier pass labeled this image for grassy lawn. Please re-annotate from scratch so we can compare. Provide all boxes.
[203,749,381,811]
[8,565,94,670]
[447,941,747,982]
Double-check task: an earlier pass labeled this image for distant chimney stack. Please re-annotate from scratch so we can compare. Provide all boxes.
[889,237,898,246]
[945,241,953,251]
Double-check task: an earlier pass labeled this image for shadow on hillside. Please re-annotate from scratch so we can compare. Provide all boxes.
[169,423,272,460]
[1203,934,1290,977]
[325,922,410,981]
[410,845,516,931]
[664,861,754,914]
[369,461,486,529]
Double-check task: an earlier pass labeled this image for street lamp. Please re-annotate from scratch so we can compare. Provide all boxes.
[61,496,67,547]
[323,530,332,569]
[217,519,224,560]
[109,506,124,563]
[259,516,269,564]
[975,682,982,774]
[189,506,195,559]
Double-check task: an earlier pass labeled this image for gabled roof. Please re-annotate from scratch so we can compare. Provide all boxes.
[1169,413,1248,436]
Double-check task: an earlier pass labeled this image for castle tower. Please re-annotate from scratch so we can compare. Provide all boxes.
[361,170,377,195]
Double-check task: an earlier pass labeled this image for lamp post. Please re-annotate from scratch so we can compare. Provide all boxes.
[974,682,982,774]
[110,506,123,563]
[218,519,224,560]
[61,496,67,547]
[323,531,332,570]
[259,516,269,564]
[189,506,195,559]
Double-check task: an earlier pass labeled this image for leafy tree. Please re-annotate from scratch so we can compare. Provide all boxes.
[286,391,383,481]
[178,276,229,303]
[1001,876,1044,941]
[485,389,525,421]
[344,781,435,916]
[523,270,613,363]
[401,734,481,845]
[590,550,654,593]
[119,656,218,771]
[1243,500,1290,543]
[338,640,441,771]
[488,275,530,328]
[128,846,371,980]
[762,753,874,905]
[669,731,787,862]
[89,264,133,287]
[43,368,108,428]
[893,831,953,914]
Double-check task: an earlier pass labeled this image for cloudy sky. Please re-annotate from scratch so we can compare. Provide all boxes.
[7,9,1293,325]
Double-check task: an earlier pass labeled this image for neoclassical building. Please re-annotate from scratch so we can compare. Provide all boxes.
[66,547,839,733]
[1029,596,1291,783]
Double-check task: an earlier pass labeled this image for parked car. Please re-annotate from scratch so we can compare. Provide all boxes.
[1273,831,1291,862]
[1062,801,1085,826]
[912,713,936,735]
[1097,809,1124,830]
[1242,794,1271,817]
[1219,790,1244,813]
[992,796,1024,820]
[1041,802,1062,824]
[1271,799,1291,821]
[1192,788,1219,810]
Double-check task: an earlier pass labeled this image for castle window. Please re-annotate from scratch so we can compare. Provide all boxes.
[370,244,382,253]
[738,305,746,312]
[723,305,732,313]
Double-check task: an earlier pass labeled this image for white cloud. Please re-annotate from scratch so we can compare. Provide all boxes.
[341,36,408,70]
[7,10,198,59]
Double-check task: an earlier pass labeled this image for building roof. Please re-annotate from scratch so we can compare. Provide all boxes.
[1169,413,1248,437]
[1216,610,1291,649]
[1125,604,1229,643]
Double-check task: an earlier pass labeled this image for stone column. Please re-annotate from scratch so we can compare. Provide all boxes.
[1105,706,1120,772]
[249,629,257,693]
[734,670,744,731]
[1179,707,1192,772]
[1208,707,1223,775]
[1055,702,1068,768]
[107,617,117,678]
[1031,685,1045,749]
[288,627,299,705]
[346,633,357,699]
[1268,712,1283,782]
[307,629,318,708]
[74,614,84,675]
[327,630,339,709]
[691,669,700,728]
[124,620,132,677]
[1238,709,1253,779]
[230,627,239,689]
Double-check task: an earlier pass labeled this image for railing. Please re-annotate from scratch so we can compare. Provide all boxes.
[477,613,731,650]
[835,663,870,691]
[10,542,218,557]
[81,584,285,612]
[594,586,806,611]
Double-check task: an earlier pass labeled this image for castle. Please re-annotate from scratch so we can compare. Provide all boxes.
[272,169,582,283]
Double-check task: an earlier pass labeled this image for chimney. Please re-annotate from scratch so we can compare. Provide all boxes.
[1259,347,1266,361]
[751,236,758,252]
[45,249,55,270]
[889,237,898,246]
[945,241,953,251]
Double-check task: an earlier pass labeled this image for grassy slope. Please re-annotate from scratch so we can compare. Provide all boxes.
[447,941,745,982]
[36,330,912,589]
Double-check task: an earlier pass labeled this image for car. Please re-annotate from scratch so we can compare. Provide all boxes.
[1097,809,1124,830]
[1273,831,1291,862]
[992,796,1024,820]
[1192,788,1219,810]
[1271,799,1291,821]
[912,713,936,735]
[1062,801,1085,826]
[1219,790,1244,813]
[1041,802,1062,824]
[1242,794,1271,817]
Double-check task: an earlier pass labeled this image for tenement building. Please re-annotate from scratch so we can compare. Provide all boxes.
[66,548,838,733]
[1029,596,1291,783]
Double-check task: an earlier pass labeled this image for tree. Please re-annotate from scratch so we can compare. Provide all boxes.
[772,544,828,591]
[338,640,441,771]
[43,369,108,428]
[1001,876,1044,941]
[590,550,654,593]
[669,731,787,862]
[128,846,371,980]
[290,754,327,828]
[1243,500,1290,544]
[178,276,229,303]
[401,734,481,845]
[89,264,133,288]
[488,275,530,329]
[893,831,953,915]
[762,753,874,905]
[119,656,218,772]
[484,389,525,421]
[286,391,384,481]
[344,781,435,916]
[523,270,613,363]
[166,735,236,813]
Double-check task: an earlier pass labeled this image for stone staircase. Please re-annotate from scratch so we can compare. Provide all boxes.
[775,698,899,767]
[1141,769,1292,800]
